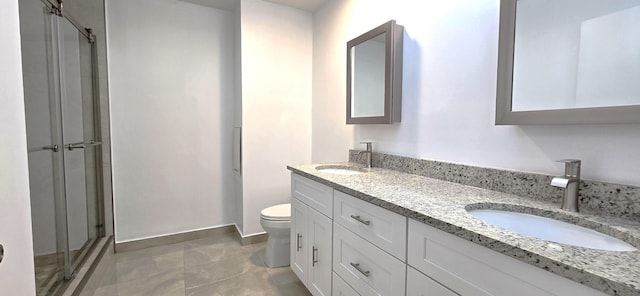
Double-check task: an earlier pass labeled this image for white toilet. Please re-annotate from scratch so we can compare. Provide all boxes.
[260,203,291,268]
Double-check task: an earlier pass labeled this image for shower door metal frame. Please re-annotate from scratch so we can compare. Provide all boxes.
[40,0,91,40]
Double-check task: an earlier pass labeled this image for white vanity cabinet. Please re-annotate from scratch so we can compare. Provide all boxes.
[290,172,608,296]
[291,174,334,296]
[407,219,608,296]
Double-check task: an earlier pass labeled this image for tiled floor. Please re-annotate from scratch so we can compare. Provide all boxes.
[86,233,311,296]
[36,248,84,295]
[34,252,59,294]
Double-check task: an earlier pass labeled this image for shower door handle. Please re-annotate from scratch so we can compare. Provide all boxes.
[65,142,86,150]
[64,140,102,151]
[42,144,59,152]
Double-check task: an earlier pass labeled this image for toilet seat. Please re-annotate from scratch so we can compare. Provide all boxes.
[260,203,290,221]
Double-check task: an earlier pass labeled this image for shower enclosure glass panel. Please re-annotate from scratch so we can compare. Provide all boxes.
[20,0,104,294]
[57,12,102,277]
[22,1,65,292]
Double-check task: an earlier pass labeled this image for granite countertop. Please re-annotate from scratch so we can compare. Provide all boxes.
[287,162,640,296]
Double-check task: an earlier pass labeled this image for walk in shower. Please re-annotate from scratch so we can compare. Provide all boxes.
[19,0,106,294]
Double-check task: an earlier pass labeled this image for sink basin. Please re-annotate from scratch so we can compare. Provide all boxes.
[315,165,365,175]
[468,209,637,252]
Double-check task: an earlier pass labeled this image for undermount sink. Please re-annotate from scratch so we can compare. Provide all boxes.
[468,209,637,252]
[315,165,365,175]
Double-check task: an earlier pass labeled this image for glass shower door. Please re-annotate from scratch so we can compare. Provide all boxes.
[20,1,103,294]
[22,1,67,293]
[56,15,102,276]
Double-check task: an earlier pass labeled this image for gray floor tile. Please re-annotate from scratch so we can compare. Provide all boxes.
[185,268,272,296]
[85,232,308,296]
[184,248,266,289]
[92,284,118,296]
[117,276,185,296]
[267,281,313,296]
[265,266,303,287]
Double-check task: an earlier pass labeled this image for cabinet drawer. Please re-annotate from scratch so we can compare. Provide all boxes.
[334,190,407,260]
[407,219,607,296]
[406,266,457,296]
[291,173,333,218]
[333,272,360,296]
[333,223,405,296]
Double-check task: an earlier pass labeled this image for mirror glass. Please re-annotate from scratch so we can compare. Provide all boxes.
[512,0,640,112]
[350,33,386,118]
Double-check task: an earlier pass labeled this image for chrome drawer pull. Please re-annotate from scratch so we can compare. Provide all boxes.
[350,262,370,277]
[296,233,302,251]
[350,214,371,226]
[312,246,318,266]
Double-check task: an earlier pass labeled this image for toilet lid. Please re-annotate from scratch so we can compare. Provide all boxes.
[261,203,291,221]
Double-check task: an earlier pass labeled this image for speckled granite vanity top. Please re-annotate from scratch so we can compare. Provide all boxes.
[287,163,640,296]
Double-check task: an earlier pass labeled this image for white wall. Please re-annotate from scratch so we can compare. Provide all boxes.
[312,0,355,162]
[313,0,640,187]
[239,0,312,235]
[106,0,236,242]
[0,0,37,293]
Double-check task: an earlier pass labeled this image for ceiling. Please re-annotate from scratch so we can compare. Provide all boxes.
[178,0,328,12]
[263,0,327,11]
[178,0,238,11]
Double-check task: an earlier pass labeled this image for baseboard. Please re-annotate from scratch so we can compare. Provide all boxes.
[232,223,268,246]
[114,225,235,253]
[236,231,268,246]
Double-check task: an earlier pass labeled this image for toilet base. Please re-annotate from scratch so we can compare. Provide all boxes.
[264,233,290,268]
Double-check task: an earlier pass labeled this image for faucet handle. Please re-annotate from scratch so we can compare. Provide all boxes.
[556,159,581,177]
[360,141,372,151]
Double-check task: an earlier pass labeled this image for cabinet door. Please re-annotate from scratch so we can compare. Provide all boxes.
[406,266,457,296]
[308,209,333,296]
[291,198,308,282]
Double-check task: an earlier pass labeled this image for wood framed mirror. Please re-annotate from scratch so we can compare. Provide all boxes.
[347,20,403,124]
[496,0,640,125]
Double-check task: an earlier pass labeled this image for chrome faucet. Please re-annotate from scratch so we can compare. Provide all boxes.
[358,142,373,169]
[550,159,581,212]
